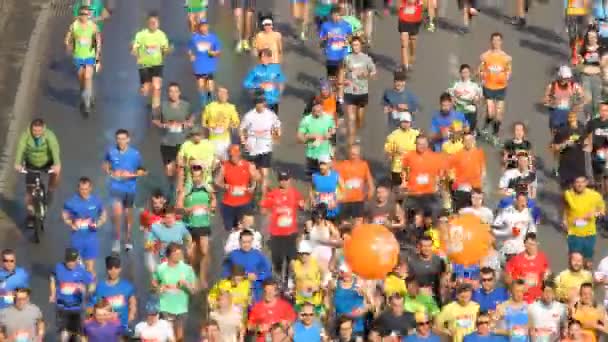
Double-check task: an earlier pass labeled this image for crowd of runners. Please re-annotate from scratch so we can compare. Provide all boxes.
[7,0,608,341]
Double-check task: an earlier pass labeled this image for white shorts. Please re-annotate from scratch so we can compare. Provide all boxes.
[211,139,231,160]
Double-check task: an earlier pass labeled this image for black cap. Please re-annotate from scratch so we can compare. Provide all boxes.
[277,169,290,181]
[65,248,79,262]
[105,255,121,269]
[456,283,473,293]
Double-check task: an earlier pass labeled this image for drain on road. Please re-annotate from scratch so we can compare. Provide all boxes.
[50,0,75,17]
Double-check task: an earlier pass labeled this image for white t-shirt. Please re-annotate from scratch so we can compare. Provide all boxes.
[133,319,174,342]
[499,169,537,192]
[224,229,263,254]
[528,300,567,342]
[240,108,281,156]
[594,256,608,306]
[492,206,536,256]
[459,206,494,224]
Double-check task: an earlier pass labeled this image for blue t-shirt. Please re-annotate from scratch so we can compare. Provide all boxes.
[0,267,29,309]
[497,197,541,223]
[383,88,420,124]
[52,263,94,311]
[464,332,507,342]
[242,63,286,105]
[188,32,221,75]
[429,110,469,151]
[405,333,441,342]
[104,145,142,194]
[148,222,190,258]
[312,170,340,218]
[334,281,365,333]
[89,279,135,328]
[83,319,123,342]
[452,264,481,281]
[503,304,529,342]
[293,320,323,342]
[319,19,352,61]
[472,287,509,312]
[63,193,104,237]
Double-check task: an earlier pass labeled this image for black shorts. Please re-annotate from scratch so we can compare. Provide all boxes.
[56,309,82,334]
[160,145,181,164]
[306,157,321,179]
[326,60,344,78]
[341,201,365,219]
[159,312,187,324]
[195,73,214,80]
[354,0,376,10]
[404,194,440,218]
[139,65,163,85]
[398,21,422,35]
[250,152,272,169]
[232,0,256,9]
[344,93,369,107]
[390,172,403,187]
[24,161,52,187]
[188,226,211,239]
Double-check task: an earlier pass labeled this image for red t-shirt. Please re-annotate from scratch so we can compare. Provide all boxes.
[222,160,254,207]
[139,210,163,231]
[247,298,296,342]
[505,251,550,303]
[260,187,303,236]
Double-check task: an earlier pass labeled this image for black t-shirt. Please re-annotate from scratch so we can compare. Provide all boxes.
[580,45,602,66]
[503,139,532,168]
[506,171,537,192]
[373,310,416,337]
[407,254,446,294]
[586,118,608,151]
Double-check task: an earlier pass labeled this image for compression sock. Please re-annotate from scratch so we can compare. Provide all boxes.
[493,120,501,135]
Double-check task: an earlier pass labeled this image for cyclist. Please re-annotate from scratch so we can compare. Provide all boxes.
[188,19,221,109]
[14,119,61,226]
[243,49,286,114]
[252,15,283,64]
[232,0,256,52]
[61,177,106,278]
[239,97,281,194]
[64,5,101,114]
[102,129,146,253]
[131,12,171,110]
[543,65,584,133]
[398,0,424,70]
[72,0,111,33]
[319,6,353,103]
[291,0,310,40]
[297,101,337,180]
[202,87,240,161]
[185,0,208,32]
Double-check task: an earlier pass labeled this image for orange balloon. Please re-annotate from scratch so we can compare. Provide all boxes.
[344,224,400,280]
[441,214,493,266]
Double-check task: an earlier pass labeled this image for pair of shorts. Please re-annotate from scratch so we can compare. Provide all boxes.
[73,57,96,69]
[567,235,596,259]
[24,161,53,187]
[110,190,136,208]
[344,93,369,107]
[159,312,187,323]
[326,60,344,78]
[187,6,207,13]
[195,73,214,80]
[211,139,231,160]
[138,65,163,85]
[354,0,375,10]
[405,194,440,218]
[71,233,99,261]
[341,201,365,219]
[548,108,569,130]
[482,87,507,100]
[391,172,403,187]
[398,21,422,35]
[56,308,83,334]
[160,145,181,164]
[232,0,256,9]
[250,152,272,169]
[221,202,251,230]
[188,226,211,239]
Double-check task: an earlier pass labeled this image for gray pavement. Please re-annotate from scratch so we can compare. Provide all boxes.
[0,0,596,338]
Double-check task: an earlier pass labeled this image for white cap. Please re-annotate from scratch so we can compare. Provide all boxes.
[318,155,332,164]
[558,65,573,79]
[298,240,313,254]
[398,111,413,122]
[262,19,273,26]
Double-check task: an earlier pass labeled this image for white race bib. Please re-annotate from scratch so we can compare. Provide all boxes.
[574,219,588,227]
[168,124,183,133]
[345,178,362,189]
[277,215,293,227]
[416,174,429,185]
[231,186,245,196]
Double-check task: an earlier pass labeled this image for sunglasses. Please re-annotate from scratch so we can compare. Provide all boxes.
[481,278,494,282]
[191,165,203,171]
[477,320,490,325]
[300,313,314,317]
[79,12,89,16]
[2,259,15,263]
[417,321,430,326]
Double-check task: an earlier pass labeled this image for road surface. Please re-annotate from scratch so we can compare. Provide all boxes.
[0,0,585,338]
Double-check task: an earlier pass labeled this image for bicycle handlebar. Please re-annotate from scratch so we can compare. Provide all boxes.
[18,168,54,175]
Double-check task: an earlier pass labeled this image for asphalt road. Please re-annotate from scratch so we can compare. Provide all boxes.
[0,0,593,338]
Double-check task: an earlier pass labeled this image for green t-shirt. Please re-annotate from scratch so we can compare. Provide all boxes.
[73,0,105,31]
[298,114,335,160]
[71,20,96,59]
[154,261,196,315]
[315,3,333,17]
[404,294,440,317]
[133,29,169,67]
[186,0,208,10]
[183,184,212,228]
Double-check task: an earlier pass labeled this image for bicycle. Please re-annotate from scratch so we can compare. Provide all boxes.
[19,168,54,243]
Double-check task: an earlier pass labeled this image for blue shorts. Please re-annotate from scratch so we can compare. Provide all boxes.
[567,235,596,259]
[292,0,308,3]
[73,57,96,69]
[549,108,570,129]
[71,233,98,261]
[110,190,136,208]
[483,87,507,101]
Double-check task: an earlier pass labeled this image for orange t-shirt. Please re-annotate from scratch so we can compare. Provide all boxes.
[450,148,485,190]
[401,151,447,195]
[334,159,371,203]
[481,51,511,90]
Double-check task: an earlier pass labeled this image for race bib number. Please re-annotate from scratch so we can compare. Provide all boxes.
[464,104,476,112]
[392,111,410,120]
[277,215,293,227]
[330,40,345,50]
[511,326,527,338]
[600,22,608,36]
[59,283,79,296]
[106,295,125,309]
[78,37,91,46]
[318,193,336,206]
[372,215,388,225]
[525,273,538,287]
[402,5,416,14]
[14,331,30,342]
[168,124,183,133]
[557,99,570,110]
[574,219,588,227]
[261,82,275,91]
[192,207,208,216]
[254,129,269,137]
[213,127,225,134]
[457,183,472,192]
[416,174,429,185]
[345,178,362,189]
[231,186,246,196]
[145,45,159,55]
[488,64,503,74]
[2,294,13,305]
[197,42,210,52]
[455,318,472,329]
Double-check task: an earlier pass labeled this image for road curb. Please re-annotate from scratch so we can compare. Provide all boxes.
[0,1,53,195]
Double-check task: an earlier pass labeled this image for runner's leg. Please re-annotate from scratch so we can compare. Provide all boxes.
[151,75,163,110]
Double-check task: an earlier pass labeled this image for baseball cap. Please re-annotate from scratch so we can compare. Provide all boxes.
[456,283,473,293]
[298,240,313,254]
[145,301,160,315]
[318,155,332,164]
[398,112,413,122]
[319,79,331,90]
[65,248,79,262]
[277,169,290,181]
[105,255,121,269]
[415,312,430,323]
[262,18,273,26]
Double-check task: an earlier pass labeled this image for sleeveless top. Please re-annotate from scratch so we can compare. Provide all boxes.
[293,259,323,306]
[312,170,340,218]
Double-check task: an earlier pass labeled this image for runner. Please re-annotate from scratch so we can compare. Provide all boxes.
[528,280,568,342]
[252,16,283,64]
[447,64,483,134]
[224,211,263,254]
[64,6,101,114]
[343,36,376,145]
[434,284,479,342]
[398,0,424,69]
[502,122,533,171]
[289,241,324,318]
[383,71,420,130]
[202,87,240,161]
[62,177,106,277]
[188,19,221,109]
[102,129,146,253]
[297,101,336,180]
[319,6,353,102]
[579,30,603,118]
[0,288,45,342]
[291,0,310,40]
[232,0,256,53]
[0,250,30,310]
[72,0,111,33]
[498,154,537,199]
[239,97,281,194]
[310,159,343,222]
[247,279,296,341]
[479,32,512,146]
[146,206,193,270]
[566,0,590,65]
[494,280,529,340]
[586,102,608,194]
[544,66,584,134]
[243,50,285,114]
[471,267,509,313]
[175,127,217,204]
[140,191,168,232]
[570,283,608,340]
[185,0,208,32]
[82,301,123,341]
[552,111,586,185]
[334,144,375,225]
[430,93,469,152]
[131,13,171,110]
[555,252,593,303]
[384,112,419,190]
[449,132,486,212]
[493,193,537,259]
[133,303,175,342]
[504,233,550,304]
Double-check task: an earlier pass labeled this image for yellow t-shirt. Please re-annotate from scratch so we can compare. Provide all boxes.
[555,269,593,302]
[293,259,323,306]
[436,301,479,342]
[207,278,252,310]
[442,139,464,154]
[564,188,605,237]
[178,139,216,183]
[384,274,407,297]
[202,101,240,141]
[384,128,419,173]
